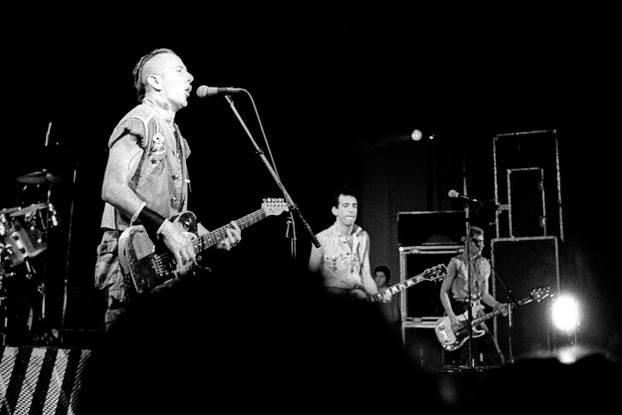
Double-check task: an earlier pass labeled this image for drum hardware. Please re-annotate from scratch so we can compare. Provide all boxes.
[16,169,61,185]
[1,200,56,345]
[1,123,62,346]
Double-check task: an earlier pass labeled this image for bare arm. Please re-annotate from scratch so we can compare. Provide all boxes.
[101,134,145,217]
[439,259,459,324]
[482,279,507,315]
[102,134,194,271]
[308,243,323,273]
[481,262,507,315]
[360,234,379,295]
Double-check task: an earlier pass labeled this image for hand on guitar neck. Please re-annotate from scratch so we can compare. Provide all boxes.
[157,219,241,274]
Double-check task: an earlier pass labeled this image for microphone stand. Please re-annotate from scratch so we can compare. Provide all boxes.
[59,162,77,345]
[462,198,475,368]
[223,94,320,258]
[285,215,297,260]
[490,264,518,364]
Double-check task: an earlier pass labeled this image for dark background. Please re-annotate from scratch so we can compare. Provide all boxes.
[1,9,620,358]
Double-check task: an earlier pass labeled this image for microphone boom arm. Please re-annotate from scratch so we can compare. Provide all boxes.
[223,95,321,249]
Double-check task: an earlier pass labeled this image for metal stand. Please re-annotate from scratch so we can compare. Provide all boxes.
[59,163,77,346]
[24,257,57,346]
[0,269,9,345]
[489,263,517,363]
[223,92,319,253]
[459,155,476,368]
[462,199,475,367]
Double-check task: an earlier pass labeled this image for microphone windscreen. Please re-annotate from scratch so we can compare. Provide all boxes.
[196,85,209,98]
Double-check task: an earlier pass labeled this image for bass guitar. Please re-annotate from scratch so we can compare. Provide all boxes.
[434,286,552,351]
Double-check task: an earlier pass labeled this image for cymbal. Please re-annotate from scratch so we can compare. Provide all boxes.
[9,203,48,217]
[17,170,61,184]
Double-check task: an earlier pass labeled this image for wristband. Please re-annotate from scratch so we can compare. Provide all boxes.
[137,205,166,240]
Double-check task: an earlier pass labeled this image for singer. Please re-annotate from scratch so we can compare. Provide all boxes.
[93,48,242,334]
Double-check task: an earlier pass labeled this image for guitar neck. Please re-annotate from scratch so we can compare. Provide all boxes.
[194,208,266,253]
[371,275,425,301]
[471,298,532,327]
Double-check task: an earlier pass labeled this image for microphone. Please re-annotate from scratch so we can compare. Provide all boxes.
[448,189,480,204]
[196,85,243,98]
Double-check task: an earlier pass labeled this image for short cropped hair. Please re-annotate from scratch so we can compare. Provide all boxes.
[132,48,176,101]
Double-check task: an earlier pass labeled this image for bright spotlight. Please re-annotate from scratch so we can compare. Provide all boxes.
[551,294,580,333]
[411,129,423,141]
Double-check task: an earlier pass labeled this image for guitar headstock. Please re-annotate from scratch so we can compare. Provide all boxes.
[262,198,289,216]
[422,263,448,281]
[530,286,552,302]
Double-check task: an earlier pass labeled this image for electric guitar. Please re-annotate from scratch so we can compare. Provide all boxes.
[118,198,288,294]
[434,286,552,352]
[367,264,447,302]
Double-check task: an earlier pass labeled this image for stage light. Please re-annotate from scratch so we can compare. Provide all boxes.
[551,293,580,333]
[411,129,423,141]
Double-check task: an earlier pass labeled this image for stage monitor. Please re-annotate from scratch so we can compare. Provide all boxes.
[397,210,466,246]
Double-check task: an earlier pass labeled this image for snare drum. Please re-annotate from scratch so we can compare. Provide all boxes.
[1,205,47,268]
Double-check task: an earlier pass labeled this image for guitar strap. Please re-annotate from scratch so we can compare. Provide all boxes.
[173,125,190,209]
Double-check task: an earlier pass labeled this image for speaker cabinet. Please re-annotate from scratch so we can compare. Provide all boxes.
[402,324,444,370]
[493,129,564,241]
[399,245,462,318]
[490,236,560,361]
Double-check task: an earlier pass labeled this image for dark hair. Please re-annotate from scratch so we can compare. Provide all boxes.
[373,265,391,283]
[132,48,177,101]
[331,186,358,209]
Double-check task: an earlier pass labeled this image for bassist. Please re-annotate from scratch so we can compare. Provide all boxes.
[439,226,506,366]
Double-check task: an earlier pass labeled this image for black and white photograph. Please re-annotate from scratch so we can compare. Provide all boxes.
[1,8,620,413]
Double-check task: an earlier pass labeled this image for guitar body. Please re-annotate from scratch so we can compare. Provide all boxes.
[434,303,486,352]
[118,211,198,294]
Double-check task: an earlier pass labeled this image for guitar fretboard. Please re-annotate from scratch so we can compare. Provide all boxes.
[194,208,266,253]
[370,268,444,301]
[382,276,424,296]
[471,298,532,326]
[152,208,268,268]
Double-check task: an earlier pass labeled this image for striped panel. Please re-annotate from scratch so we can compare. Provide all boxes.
[0,346,90,415]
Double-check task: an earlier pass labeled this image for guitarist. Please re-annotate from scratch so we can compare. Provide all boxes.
[308,188,390,302]
[94,48,241,333]
[439,226,506,366]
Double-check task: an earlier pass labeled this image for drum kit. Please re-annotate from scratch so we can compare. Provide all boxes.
[1,169,60,345]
